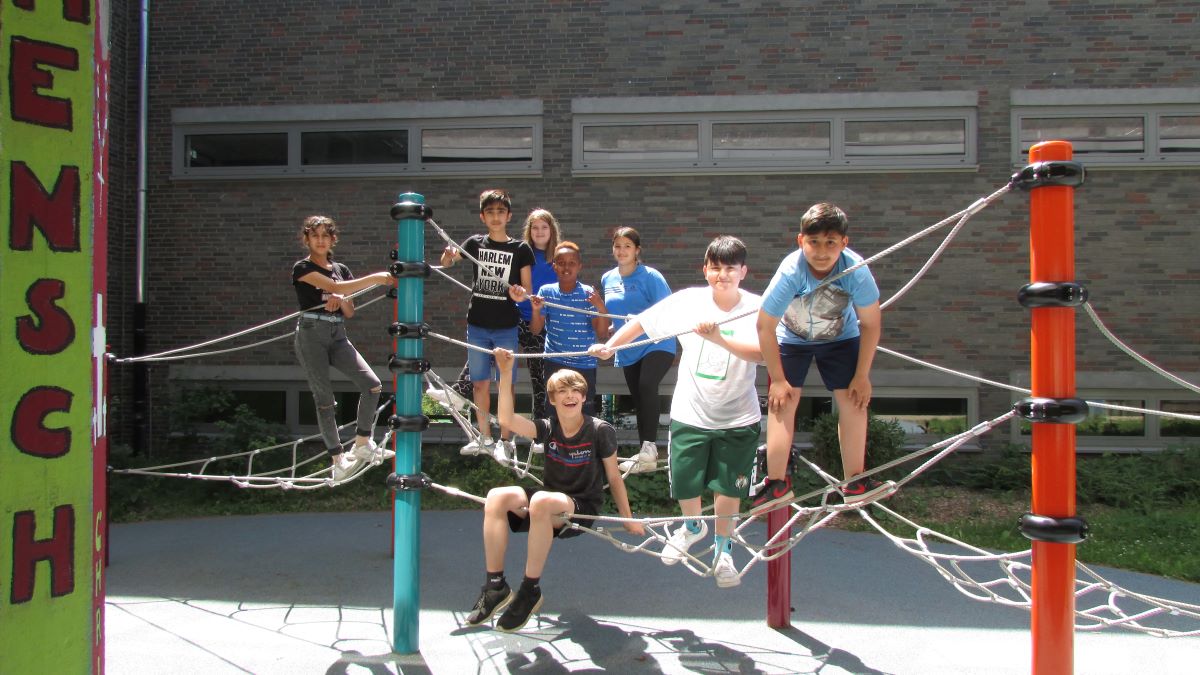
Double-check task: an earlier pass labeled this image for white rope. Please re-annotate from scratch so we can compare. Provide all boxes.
[111,402,395,489]
[1083,301,1200,395]
[110,287,385,364]
[876,345,1200,423]
[858,504,1200,637]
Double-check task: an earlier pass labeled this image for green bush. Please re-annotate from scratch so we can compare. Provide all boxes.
[806,413,908,478]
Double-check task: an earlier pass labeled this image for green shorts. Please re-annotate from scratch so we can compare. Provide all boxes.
[667,420,760,501]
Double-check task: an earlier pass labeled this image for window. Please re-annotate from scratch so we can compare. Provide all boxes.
[1007,372,1200,451]
[572,92,978,175]
[1011,88,1200,167]
[173,100,542,179]
[1161,400,1200,438]
[873,397,970,436]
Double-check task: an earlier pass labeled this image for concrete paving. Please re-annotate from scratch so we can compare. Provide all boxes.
[105,510,1200,674]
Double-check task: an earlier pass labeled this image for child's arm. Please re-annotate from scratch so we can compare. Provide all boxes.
[495,348,538,439]
[295,270,396,297]
[328,293,355,319]
[756,309,796,413]
[694,321,763,363]
[848,301,881,410]
[587,286,611,338]
[439,244,460,267]
[529,295,546,335]
[506,263,533,303]
[588,317,646,360]
[601,454,645,536]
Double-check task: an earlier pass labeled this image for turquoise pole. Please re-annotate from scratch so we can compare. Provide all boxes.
[392,192,425,653]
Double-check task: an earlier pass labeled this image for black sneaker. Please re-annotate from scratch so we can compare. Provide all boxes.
[496,585,543,632]
[465,582,513,626]
[750,476,794,514]
[839,478,896,505]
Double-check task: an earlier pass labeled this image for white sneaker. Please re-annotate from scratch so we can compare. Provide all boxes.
[530,442,544,454]
[619,441,659,474]
[427,386,471,414]
[713,551,740,588]
[331,453,360,481]
[493,439,516,464]
[661,521,708,566]
[461,437,493,456]
[351,438,395,463]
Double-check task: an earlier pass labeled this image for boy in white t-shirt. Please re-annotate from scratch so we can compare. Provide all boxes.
[591,236,762,588]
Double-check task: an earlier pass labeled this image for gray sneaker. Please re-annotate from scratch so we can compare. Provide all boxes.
[461,437,493,456]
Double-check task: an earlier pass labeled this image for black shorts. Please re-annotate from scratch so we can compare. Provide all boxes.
[506,486,600,540]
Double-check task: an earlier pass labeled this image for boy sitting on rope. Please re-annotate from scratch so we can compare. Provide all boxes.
[591,235,763,588]
[465,348,643,632]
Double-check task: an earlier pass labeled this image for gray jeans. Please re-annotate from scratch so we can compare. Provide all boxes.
[295,318,381,454]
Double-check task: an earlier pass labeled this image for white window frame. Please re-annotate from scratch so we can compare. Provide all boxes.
[172,100,543,179]
[1010,88,1200,168]
[1008,370,1200,452]
[572,92,978,176]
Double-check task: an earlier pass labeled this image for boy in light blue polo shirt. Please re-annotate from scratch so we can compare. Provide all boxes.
[754,202,894,512]
[531,241,610,416]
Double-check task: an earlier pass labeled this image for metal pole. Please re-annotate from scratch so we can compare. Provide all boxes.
[1027,140,1078,675]
[133,0,151,456]
[766,507,791,628]
[392,192,426,653]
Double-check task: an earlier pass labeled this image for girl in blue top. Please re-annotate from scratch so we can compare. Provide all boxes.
[600,226,676,471]
[515,208,562,419]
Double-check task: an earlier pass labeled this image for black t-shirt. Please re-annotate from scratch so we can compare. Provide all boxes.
[461,234,535,329]
[292,258,353,314]
[533,416,617,506]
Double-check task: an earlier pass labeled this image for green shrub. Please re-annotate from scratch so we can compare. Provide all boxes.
[806,413,908,478]
[1077,446,1200,510]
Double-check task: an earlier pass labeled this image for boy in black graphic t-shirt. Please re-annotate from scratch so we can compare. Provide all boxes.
[463,348,642,633]
[440,189,535,460]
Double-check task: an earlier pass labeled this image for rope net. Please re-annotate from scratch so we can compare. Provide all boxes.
[106,175,1200,639]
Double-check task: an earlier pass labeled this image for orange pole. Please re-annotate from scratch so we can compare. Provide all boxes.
[1027,140,1078,675]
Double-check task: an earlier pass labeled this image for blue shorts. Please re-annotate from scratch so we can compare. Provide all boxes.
[780,337,860,391]
[466,324,519,383]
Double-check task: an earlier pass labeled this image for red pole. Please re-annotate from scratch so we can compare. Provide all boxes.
[766,506,791,627]
[1027,140,1078,675]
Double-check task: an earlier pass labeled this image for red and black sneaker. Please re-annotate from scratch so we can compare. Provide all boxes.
[749,476,794,514]
[839,477,896,505]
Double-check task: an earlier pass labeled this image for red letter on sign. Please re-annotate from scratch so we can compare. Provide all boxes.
[10,37,79,130]
[10,506,76,603]
[11,387,73,459]
[17,279,76,355]
[12,1,91,24]
[9,162,81,252]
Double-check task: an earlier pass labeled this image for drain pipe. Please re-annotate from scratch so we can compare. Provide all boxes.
[133,0,150,456]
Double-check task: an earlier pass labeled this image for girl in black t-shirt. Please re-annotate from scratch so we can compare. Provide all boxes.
[291,215,396,480]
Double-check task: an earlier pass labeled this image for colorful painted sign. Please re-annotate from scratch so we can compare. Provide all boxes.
[1,0,107,672]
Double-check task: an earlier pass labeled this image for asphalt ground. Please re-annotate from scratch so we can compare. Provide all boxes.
[105,510,1200,674]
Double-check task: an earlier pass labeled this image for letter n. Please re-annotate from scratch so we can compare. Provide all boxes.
[10,162,81,251]
[11,506,76,603]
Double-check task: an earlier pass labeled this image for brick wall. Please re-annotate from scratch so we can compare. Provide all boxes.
[104,1,1200,447]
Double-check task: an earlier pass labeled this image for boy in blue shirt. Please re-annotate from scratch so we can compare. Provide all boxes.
[530,241,610,416]
[753,203,894,511]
